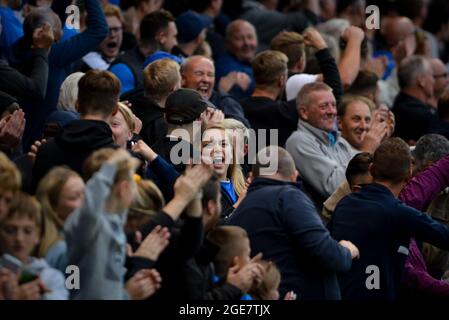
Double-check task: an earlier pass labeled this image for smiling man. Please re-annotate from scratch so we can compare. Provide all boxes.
[181,55,249,127]
[337,95,391,154]
[215,19,258,99]
[286,82,357,199]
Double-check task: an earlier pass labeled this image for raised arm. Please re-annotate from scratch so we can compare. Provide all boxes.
[338,26,364,89]
[50,0,108,67]
[399,154,449,211]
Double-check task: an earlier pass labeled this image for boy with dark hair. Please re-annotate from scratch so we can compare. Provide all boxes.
[110,9,178,94]
[32,70,121,190]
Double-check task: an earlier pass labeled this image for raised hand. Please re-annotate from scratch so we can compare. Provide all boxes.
[131,226,170,261]
[0,109,25,151]
[226,253,265,293]
[131,140,158,162]
[32,22,55,51]
[303,27,328,50]
[340,25,365,44]
[125,269,162,300]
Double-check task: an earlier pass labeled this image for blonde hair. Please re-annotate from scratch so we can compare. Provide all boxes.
[249,261,281,300]
[252,50,288,87]
[35,167,81,258]
[143,58,180,101]
[57,72,85,112]
[270,31,305,70]
[0,152,21,193]
[202,123,246,196]
[103,4,124,23]
[129,179,165,219]
[117,102,136,132]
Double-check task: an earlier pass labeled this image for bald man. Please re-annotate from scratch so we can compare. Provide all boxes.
[226,146,359,300]
[215,20,258,100]
[181,55,249,126]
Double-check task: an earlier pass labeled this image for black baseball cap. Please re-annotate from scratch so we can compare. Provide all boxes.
[165,88,210,125]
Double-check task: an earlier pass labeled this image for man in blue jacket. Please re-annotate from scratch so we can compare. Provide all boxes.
[226,146,359,300]
[329,137,449,300]
[9,0,108,151]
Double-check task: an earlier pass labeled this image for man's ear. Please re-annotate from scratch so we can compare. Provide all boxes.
[290,169,299,182]
[278,74,286,89]
[231,256,240,268]
[181,75,187,87]
[416,75,426,89]
[156,31,166,46]
[75,100,80,113]
[337,116,343,130]
[298,106,308,120]
[368,162,375,177]
[297,56,306,73]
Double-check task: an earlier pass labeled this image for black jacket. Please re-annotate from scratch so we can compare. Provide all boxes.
[392,92,437,144]
[182,238,243,300]
[209,90,250,128]
[329,183,449,300]
[109,46,146,89]
[240,96,297,148]
[121,87,168,147]
[32,120,116,191]
[226,177,352,300]
[0,48,48,101]
[128,211,204,300]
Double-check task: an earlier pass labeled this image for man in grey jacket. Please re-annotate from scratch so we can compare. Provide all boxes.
[286,82,356,200]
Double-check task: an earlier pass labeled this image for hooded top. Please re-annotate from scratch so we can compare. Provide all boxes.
[32,120,117,192]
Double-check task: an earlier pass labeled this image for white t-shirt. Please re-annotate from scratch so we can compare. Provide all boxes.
[286,73,319,101]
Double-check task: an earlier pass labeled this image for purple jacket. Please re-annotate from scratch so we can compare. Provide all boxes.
[399,154,449,297]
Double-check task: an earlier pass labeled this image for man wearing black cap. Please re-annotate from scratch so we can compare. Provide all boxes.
[172,10,209,59]
[151,88,216,173]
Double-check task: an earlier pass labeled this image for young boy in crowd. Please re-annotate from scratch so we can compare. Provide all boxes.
[64,148,160,300]
[207,225,265,299]
[0,192,68,300]
[248,261,297,300]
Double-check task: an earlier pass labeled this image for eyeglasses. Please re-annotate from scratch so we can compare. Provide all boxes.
[108,27,122,34]
[434,72,448,79]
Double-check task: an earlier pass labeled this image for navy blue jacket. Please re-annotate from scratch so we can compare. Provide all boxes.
[329,183,449,300]
[226,177,352,300]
